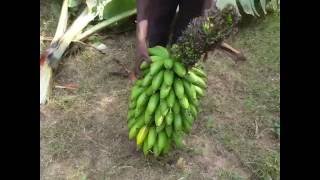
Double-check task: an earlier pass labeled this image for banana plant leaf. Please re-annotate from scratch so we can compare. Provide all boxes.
[216,0,267,16]
[102,0,136,20]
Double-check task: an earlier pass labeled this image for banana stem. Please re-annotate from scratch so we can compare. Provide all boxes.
[41,6,137,105]
[76,9,137,41]
[40,61,53,105]
[51,0,69,44]
[48,7,96,68]
[41,7,95,104]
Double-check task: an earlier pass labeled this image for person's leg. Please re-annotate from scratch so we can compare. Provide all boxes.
[148,0,179,47]
[170,0,206,44]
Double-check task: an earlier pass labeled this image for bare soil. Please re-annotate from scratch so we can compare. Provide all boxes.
[40,2,279,179]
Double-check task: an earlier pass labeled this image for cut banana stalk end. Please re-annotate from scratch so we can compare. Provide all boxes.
[40,61,53,105]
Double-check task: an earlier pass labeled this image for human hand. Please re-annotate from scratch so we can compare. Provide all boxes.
[130,40,150,81]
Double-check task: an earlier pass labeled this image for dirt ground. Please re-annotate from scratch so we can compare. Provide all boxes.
[40,1,280,179]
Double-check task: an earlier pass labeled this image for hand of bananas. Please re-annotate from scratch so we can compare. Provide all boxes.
[127,46,207,157]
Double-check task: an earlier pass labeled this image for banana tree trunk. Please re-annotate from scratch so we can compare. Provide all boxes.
[40,7,137,105]
[47,8,95,68]
[40,60,53,105]
[40,8,95,105]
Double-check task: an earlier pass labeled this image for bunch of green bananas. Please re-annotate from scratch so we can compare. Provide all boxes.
[127,46,207,156]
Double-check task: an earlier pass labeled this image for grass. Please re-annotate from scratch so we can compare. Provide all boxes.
[40,0,62,51]
[217,168,246,180]
[40,1,279,179]
[201,14,280,179]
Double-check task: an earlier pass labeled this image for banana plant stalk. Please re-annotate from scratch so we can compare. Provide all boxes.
[40,0,69,105]
[40,0,136,104]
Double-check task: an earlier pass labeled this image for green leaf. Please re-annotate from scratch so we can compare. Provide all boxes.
[86,0,113,19]
[86,0,98,11]
[216,0,268,17]
[102,0,136,20]
[249,0,260,16]
[260,0,267,14]
[81,175,87,180]
[216,0,238,11]
[68,0,82,8]
[238,0,255,15]
[87,35,103,43]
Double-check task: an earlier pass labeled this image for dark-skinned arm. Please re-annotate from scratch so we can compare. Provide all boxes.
[131,0,150,81]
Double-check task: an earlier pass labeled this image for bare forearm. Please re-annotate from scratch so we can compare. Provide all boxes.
[137,20,148,42]
[137,0,150,41]
[137,0,150,22]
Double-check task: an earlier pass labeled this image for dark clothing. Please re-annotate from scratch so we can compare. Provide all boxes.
[147,0,207,47]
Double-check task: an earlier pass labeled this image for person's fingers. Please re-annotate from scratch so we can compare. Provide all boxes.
[145,56,152,63]
[130,58,142,82]
[135,69,142,80]
[134,59,143,76]
[137,58,144,68]
[141,56,152,66]
[129,71,137,82]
